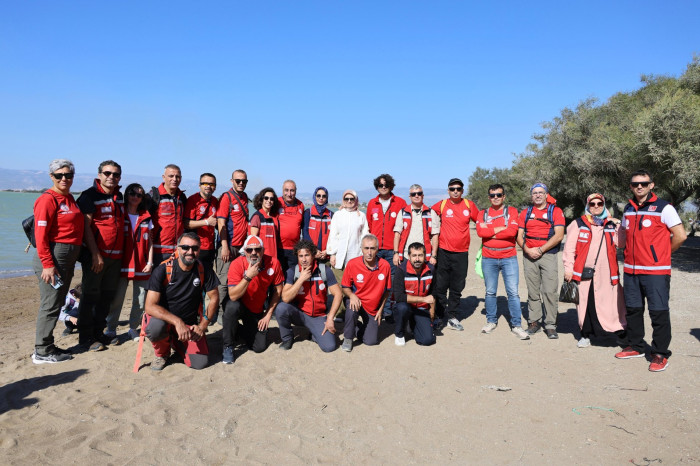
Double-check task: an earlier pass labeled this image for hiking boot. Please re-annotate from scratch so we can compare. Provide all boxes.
[447,318,464,331]
[577,337,591,348]
[615,347,644,359]
[128,328,141,341]
[481,322,497,334]
[526,321,542,335]
[151,356,167,371]
[279,339,294,351]
[545,328,559,339]
[341,339,353,352]
[395,336,406,346]
[649,354,669,372]
[89,341,106,352]
[31,348,73,365]
[511,327,530,340]
[222,346,235,364]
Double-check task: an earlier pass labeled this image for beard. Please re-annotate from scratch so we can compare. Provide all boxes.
[181,254,197,267]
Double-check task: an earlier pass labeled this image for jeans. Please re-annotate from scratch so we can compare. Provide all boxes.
[482,256,522,327]
[394,302,435,346]
[376,249,396,317]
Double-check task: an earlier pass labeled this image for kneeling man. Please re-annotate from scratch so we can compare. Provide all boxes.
[276,240,342,352]
[222,235,284,363]
[393,242,436,346]
[144,232,219,371]
[341,234,391,352]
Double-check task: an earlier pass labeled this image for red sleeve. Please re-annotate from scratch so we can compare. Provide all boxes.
[384,261,391,290]
[217,193,230,219]
[227,257,245,286]
[341,262,354,288]
[250,213,261,229]
[34,193,57,268]
[476,210,494,238]
[553,207,565,227]
[272,260,285,286]
[469,200,479,222]
[185,196,198,221]
[518,209,527,229]
[495,207,520,239]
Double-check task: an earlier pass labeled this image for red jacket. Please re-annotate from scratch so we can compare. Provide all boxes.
[278,197,304,249]
[395,260,434,311]
[121,210,152,281]
[217,189,250,247]
[34,190,84,268]
[397,205,433,260]
[251,210,282,260]
[77,179,125,259]
[152,183,187,257]
[572,216,619,285]
[367,194,407,250]
[290,262,333,317]
[185,193,219,251]
[305,205,333,251]
[622,193,674,275]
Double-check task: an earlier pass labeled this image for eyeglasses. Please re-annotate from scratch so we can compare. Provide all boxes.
[245,247,262,253]
[52,172,74,180]
[101,171,121,178]
[488,193,504,198]
[129,192,144,198]
[630,181,651,188]
[263,196,275,201]
[316,194,328,198]
[531,191,546,196]
[178,244,200,252]
[233,179,248,184]
[200,182,216,187]
[448,187,463,192]
[409,192,423,197]
[343,197,356,202]
[377,183,388,189]
[588,201,604,207]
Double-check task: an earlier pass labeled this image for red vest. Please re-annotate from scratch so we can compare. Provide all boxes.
[367,194,407,250]
[292,262,331,317]
[571,216,619,285]
[121,210,152,281]
[400,261,434,311]
[152,183,187,256]
[307,205,332,251]
[253,210,281,259]
[622,193,673,275]
[397,205,433,260]
[80,179,125,259]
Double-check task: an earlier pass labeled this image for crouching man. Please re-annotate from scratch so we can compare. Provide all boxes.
[276,240,342,352]
[393,242,436,346]
[144,232,219,371]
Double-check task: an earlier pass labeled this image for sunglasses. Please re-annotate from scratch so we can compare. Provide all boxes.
[448,187,463,192]
[101,170,121,178]
[245,247,262,253]
[263,196,275,201]
[316,194,328,198]
[630,181,651,188]
[588,201,604,207]
[178,244,200,252]
[52,172,74,180]
[377,183,388,189]
[343,197,356,202]
[234,179,248,184]
[488,193,504,198]
[200,182,216,187]
[128,192,144,198]
[409,192,423,197]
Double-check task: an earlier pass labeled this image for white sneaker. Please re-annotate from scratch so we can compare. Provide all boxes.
[395,336,406,346]
[481,322,497,334]
[577,337,591,348]
[447,318,464,331]
[511,327,530,340]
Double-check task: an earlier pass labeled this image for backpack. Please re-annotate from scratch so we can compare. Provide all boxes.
[22,192,58,251]
[482,206,510,224]
[147,186,160,216]
[294,263,328,282]
[438,198,470,215]
[523,203,559,253]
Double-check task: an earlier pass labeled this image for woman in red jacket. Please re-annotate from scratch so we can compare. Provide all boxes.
[32,159,85,364]
[250,187,283,263]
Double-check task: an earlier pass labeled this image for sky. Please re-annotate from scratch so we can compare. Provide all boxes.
[1,1,698,195]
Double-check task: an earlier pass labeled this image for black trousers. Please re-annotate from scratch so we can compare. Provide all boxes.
[433,248,469,320]
[222,299,268,353]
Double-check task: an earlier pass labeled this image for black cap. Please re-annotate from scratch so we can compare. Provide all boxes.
[448,178,464,188]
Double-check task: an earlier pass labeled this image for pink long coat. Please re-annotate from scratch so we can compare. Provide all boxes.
[562,220,626,332]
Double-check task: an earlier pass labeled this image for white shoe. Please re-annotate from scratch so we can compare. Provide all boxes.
[395,336,406,346]
[577,337,591,348]
[511,327,530,340]
[447,318,464,331]
[481,322,497,334]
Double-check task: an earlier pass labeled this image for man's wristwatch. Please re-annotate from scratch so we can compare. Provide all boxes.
[243,274,252,282]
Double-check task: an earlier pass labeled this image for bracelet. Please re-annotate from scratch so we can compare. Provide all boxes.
[147,262,153,266]
[243,274,252,282]
[537,247,543,254]
[202,314,209,321]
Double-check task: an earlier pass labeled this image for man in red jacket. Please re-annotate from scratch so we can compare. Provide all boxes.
[185,173,219,271]
[366,173,406,323]
[152,164,187,264]
[278,179,305,273]
[616,170,686,372]
[476,184,529,340]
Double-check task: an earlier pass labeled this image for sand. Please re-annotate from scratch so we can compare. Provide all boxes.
[1,233,698,465]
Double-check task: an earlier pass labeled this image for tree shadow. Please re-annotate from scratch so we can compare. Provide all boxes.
[671,236,700,273]
[0,369,88,415]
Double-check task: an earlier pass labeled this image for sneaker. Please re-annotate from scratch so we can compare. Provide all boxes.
[89,341,106,352]
[481,322,497,334]
[222,346,235,364]
[511,327,530,340]
[341,339,353,352]
[649,354,669,372]
[447,318,464,331]
[545,328,559,339]
[31,349,73,365]
[279,339,294,351]
[395,336,406,346]
[615,347,645,359]
[128,328,141,341]
[577,337,591,348]
[526,321,542,335]
[151,356,167,371]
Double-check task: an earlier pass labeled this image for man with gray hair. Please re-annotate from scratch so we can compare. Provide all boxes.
[393,184,436,266]
[340,234,392,352]
[151,164,187,264]
[278,179,305,272]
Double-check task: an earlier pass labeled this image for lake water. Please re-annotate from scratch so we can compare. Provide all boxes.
[1,192,43,277]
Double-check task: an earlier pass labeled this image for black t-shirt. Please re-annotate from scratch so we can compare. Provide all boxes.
[147,259,219,325]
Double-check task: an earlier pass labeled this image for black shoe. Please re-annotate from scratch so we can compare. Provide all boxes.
[545,328,559,339]
[32,349,73,364]
[526,321,542,335]
[62,327,72,336]
[279,339,294,350]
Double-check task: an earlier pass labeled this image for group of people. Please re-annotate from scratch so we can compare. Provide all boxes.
[31,160,686,373]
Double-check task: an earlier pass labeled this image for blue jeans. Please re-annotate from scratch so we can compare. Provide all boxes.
[376,249,396,317]
[482,256,522,327]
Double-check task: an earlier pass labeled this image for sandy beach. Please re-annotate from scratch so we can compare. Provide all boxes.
[1,232,698,465]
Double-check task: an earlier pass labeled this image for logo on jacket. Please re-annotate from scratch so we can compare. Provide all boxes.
[356,273,364,283]
[579,232,589,239]
[642,219,652,227]
[199,206,206,215]
[403,222,408,228]
[378,273,385,281]
[649,206,657,212]
[391,212,396,218]
[446,209,454,217]
[267,268,274,276]
[373,213,379,220]
[193,277,201,287]
[143,233,149,240]
[463,210,469,216]
[59,203,70,212]
[233,204,239,211]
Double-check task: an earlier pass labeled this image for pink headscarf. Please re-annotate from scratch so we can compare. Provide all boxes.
[342,189,359,212]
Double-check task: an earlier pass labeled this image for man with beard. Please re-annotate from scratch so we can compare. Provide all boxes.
[185,173,219,271]
[393,242,436,346]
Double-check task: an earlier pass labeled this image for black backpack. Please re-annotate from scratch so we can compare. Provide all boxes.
[22,192,57,250]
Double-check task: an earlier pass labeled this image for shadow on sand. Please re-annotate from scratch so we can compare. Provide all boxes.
[0,369,88,415]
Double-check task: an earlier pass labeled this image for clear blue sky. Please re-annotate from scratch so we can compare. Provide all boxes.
[1,1,698,194]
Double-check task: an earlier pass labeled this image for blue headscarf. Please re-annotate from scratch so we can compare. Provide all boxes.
[313,186,329,215]
[530,182,548,193]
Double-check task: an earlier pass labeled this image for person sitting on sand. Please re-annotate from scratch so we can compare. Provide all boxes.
[143,232,219,371]
[59,285,82,336]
